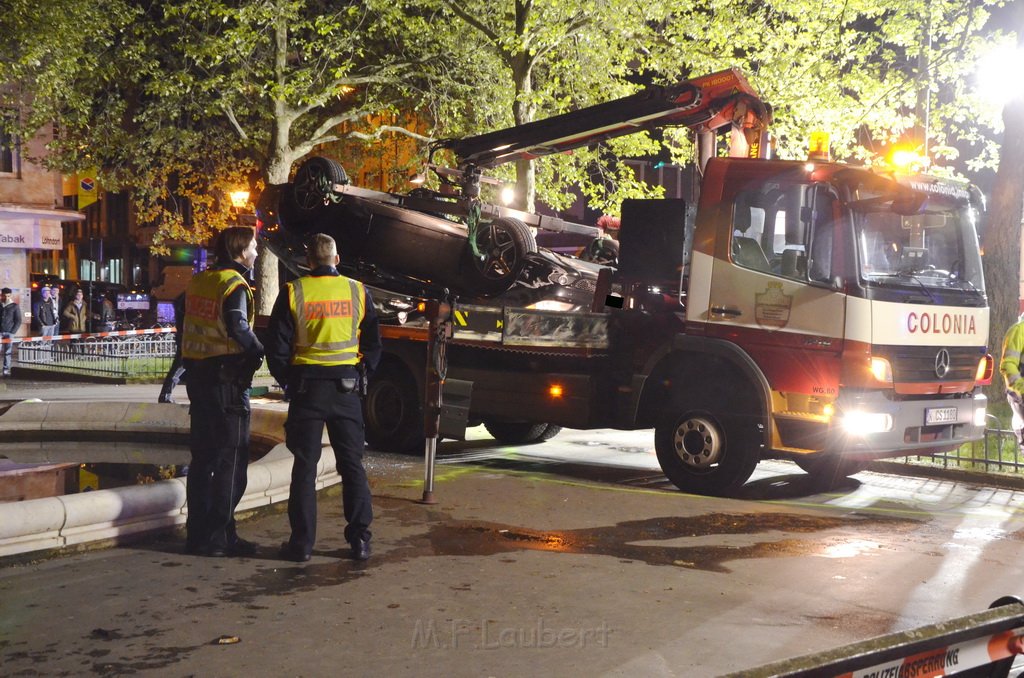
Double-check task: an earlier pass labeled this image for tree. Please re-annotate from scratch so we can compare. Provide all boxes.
[646,0,1005,168]
[981,10,1024,403]
[398,0,1008,218]
[399,0,670,212]
[1,0,439,313]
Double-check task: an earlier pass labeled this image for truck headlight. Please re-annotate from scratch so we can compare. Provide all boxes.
[974,406,988,427]
[841,410,893,434]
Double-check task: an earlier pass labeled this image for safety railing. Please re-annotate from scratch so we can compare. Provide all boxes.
[5,327,271,381]
[10,328,177,378]
[896,413,1024,477]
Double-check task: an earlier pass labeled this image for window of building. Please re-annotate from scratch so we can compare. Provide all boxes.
[0,108,18,175]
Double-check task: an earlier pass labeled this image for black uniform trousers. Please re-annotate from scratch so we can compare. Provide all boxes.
[284,378,372,553]
[185,370,251,551]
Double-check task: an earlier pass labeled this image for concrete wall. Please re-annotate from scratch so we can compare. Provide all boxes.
[0,402,339,558]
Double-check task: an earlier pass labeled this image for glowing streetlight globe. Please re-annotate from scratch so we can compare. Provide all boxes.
[229,190,250,209]
[976,43,1024,110]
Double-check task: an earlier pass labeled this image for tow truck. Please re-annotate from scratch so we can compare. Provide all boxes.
[258,68,992,496]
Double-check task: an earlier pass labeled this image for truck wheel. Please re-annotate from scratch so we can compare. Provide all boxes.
[654,408,760,496]
[793,456,869,488]
[363,362,423,454]
[462,217,537,295]
[484,421,562,445]
[293,157,348,212]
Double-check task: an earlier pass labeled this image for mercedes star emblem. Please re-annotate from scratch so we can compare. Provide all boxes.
[934,348,951,378]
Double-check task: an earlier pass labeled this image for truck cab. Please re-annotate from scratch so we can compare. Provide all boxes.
[622,157,989,492]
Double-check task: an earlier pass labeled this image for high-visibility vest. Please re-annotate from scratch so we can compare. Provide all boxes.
[287,275,364,366]
[181,269,253,360]
[1001,320,1024,395]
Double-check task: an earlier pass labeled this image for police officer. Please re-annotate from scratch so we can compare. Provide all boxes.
[1001,314,1024,451]
[266,233,381,562]
[179,226,265,557]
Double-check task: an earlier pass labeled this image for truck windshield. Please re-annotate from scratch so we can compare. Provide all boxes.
[845,175,985,293]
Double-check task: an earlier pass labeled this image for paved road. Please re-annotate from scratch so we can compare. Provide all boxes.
[3,380,1024,676]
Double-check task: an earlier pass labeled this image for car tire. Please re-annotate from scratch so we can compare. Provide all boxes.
[293,157,349,213]
[461,217,538,295]
[483,421,562,445]
[363,361,424,454]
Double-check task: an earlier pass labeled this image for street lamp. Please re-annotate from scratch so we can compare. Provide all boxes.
[976,42,1024,111]
[229,190,250,210]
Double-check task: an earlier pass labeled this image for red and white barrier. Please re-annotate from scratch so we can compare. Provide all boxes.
[0,327,175,344]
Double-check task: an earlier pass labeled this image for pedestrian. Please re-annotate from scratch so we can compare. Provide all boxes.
[48,286,60,325]
[62,288,88,333]
[265,233,382,562]
[179,226,264,557]
[1001,314,1024,451]
[62,288,88,356]
[0,287,22,377]
[98,293,116,332]
[35,287,59,336]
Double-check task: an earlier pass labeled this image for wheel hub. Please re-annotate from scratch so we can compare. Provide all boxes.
[672,416,723,469]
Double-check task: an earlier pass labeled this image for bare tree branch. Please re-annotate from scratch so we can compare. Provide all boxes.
[439,0,504,56]
[222,103,248,141]
[349,125,434,143]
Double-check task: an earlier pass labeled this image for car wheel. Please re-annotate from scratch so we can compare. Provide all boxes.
[483,421,562,445]
[293,157,349,213]
[462,217,538,295]
[364,362,423,454]
[654,406,760,496]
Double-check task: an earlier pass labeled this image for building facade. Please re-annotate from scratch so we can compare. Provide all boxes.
[0,117,83,336]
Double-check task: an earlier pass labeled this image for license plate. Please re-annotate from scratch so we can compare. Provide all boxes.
[925,407,958,425]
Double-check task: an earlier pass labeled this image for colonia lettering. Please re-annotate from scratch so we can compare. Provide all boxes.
[907,312,977,335]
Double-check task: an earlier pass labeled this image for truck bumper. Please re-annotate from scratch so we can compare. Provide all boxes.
[829,390,987,457]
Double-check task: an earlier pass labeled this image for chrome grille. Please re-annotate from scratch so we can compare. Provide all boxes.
[877,345,983,382]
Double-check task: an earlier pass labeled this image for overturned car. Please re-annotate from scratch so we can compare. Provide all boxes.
[256,156,607,312]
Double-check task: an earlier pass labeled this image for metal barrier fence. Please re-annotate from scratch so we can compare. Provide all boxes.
[12,328,177,378]
[898,413,1024,476]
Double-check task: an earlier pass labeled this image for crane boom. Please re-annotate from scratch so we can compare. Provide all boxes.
[439,68,772,170]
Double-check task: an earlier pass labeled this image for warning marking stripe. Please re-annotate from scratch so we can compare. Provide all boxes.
[0,327,175,344]
[838,628,1024,678]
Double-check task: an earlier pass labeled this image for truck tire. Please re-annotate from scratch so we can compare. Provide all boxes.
[462,217,538,295]
[293,156,348,213]
[483,421,562,445]
[363,362,423,454]
[654,406,761,496]
[793,456,869,488]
